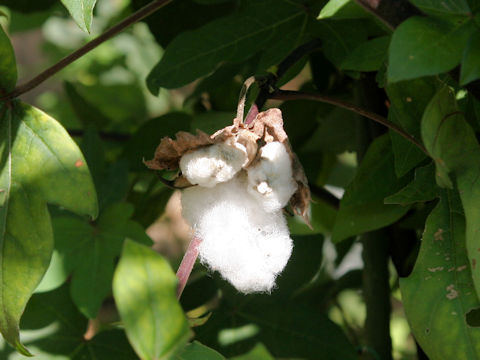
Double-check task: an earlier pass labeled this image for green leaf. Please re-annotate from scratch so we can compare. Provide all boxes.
[313,19,368,66]
[196,298,356,360]
[341,36,390,72]
[385,162,438,205]
[318,0,366,20]
[123,112,192,172]
[400,190,480,360]
[332,135,411,243]
[60,0,97,33]
[0,0,57,13]
[0,102,97,353]
[409,0,471,17]
[460,31,480,85]
[0,25,17,92]
[388,16,473,83]
[64,81,110,128]
[147,0,306,92]
[17,284,137,358]
[113,240,191,360]
[385,77,437,177]
[230,343,274,360]
[132,0,236,48]
[177,341,225,360]
[421,87,480,301]
[51,202,151,318]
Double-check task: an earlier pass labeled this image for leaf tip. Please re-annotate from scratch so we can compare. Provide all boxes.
[15,340,33,357]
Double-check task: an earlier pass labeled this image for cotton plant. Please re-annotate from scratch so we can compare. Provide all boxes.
[146,107,310,294]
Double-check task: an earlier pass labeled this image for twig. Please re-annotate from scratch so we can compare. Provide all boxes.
[270,89,429,156]
[0,0,172,101]
[176,236,202,299]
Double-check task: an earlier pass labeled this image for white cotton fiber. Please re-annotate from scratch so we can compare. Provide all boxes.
[247,142,297,213]
[180,143,247,188]
[181,175,293,293]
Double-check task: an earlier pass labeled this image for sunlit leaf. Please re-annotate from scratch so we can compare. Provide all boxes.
[113,240,191,360]
[60,0,97,33]
[177,341,225,360]
[0,102,97,354]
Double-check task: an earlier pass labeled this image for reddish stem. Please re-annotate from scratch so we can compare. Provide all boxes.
[176,236,202,299]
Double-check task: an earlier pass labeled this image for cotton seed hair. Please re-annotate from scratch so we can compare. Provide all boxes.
[145,108,311,293]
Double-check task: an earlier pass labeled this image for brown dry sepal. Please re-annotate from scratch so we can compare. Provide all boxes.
[144,130,213,171]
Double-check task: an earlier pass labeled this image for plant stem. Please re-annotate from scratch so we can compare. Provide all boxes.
[0,0,172,101]
[361,230,393,360]
[270,89,429,156]
[176,236,202,299]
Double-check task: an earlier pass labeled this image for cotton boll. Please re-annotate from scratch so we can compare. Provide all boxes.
[247,142,297,213]
[180,143,247,188]
[181,176,293,293]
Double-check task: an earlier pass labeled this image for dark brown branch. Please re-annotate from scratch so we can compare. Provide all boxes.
[0,0,172,101]
[244,39,322,124]
[310,185,340,209]
[270,89,429,156]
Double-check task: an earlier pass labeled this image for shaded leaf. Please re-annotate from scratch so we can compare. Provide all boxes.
[318,0,367,20]
[0,102,97,353]
[460,30,480,86]
[385,162,438,205]
[312,19,368,66]
[341,36,390,72]
[113,240,191,360]
[0,25,16,92]
[385,77,437,177]
[400,190,480,359]
[123,112,192,172]
[60,0,97,33]
[388,16,473,82]
[51,202,151,318]
[409,0,471,17]
[147,0,306,92]
[18,284,137,358]
[230,343,274,360]
[332,135,410,243]
[421,87,480,301]
[177,341,225,360]
[131,0,236,47]
[0,0,57,13]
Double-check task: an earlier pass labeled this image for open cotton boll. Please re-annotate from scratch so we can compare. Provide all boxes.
[181,176,293,293]
[247,141,297,213]
[180,143,247,188]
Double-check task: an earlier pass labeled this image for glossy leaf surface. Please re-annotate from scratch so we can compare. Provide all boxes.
[0,102,97,353]
[113,240,190,360]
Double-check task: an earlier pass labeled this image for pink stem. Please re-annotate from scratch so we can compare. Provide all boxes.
[176,236,202,299]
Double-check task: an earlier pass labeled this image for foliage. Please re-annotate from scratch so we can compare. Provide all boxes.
[0,0,480,359]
